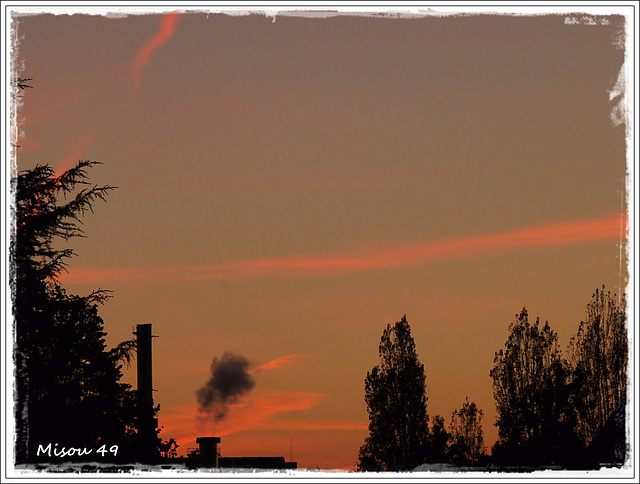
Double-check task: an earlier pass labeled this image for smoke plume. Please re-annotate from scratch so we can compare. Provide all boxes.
[196,352,255,422]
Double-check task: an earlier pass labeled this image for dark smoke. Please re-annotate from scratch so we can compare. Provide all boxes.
[196,352,255,422]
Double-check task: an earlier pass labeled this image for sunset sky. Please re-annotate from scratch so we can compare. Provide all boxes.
[5,4,634,471]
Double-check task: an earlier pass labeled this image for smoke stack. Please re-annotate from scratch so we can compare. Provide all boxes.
[134,323,158,462]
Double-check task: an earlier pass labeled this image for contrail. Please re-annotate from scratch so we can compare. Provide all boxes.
[131,12,180,91]
[60,213,627,285]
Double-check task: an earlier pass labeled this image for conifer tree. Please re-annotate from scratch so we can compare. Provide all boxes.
[12,161,139,463]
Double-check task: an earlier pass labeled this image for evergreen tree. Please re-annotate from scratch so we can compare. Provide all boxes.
[11,161,139,463]
[358,315,430,471]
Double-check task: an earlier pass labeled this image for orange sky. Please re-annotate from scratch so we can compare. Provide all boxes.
[6,4,634,473]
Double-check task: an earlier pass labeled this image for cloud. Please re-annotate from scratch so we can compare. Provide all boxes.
[59,213,627,285]
[131,12,180,90]
[250,354,308,374]
[159,389,326,448]
[200,390,326,437]
[258,418,368,432]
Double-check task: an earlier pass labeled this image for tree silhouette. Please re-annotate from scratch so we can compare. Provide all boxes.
[11,161,139,463]
[489,308,576,467]
[425,414,450,464]
[448,397,486,466]
[159,438,180,459]
[10,77,33,148]
[569,286,627,449]
[358,315,429,471]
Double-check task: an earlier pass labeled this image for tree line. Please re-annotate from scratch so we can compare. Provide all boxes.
[10,79,628,470]
[12,156,628,471]
[357,288,628,472]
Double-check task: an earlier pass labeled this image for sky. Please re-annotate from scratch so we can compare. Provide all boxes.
[4,3,636,472]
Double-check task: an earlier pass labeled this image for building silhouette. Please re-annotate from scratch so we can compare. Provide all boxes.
[187,436,297,470]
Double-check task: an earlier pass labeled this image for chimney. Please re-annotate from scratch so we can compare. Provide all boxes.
[134,323,158,462]
[196,437,221,468]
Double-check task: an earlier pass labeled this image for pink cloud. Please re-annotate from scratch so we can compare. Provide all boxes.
[59,213,627,285]
[250,354,308,374]
[207,390,325,437]
[258,418,368,432]
[159,390,325,449]
[131,12,180,91]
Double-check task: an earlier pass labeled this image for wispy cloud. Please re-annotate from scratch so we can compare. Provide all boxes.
[250,354,308,374]
[258,418,368,432]
[158,353,316,447]
[209,390,326,437]
[160,390,325,446]
[59,213,627,285]
[131,12,180,91]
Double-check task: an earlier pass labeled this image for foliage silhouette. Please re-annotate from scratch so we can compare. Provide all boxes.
[448,397,487,467]
[569,286,627,445]
[358,287,627,471]
[489,308,579,467]
[358,315,430,471]
[11,161,148,463]
[11,77,33,91]
[426,414,449,464]
[569,285,627,464]
[159,438,180,459]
